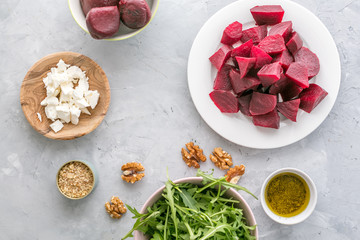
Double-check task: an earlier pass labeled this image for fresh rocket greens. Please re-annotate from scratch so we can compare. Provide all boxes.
[122,170,257,240]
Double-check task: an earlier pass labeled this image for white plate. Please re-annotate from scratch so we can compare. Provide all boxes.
[187,0,341,149]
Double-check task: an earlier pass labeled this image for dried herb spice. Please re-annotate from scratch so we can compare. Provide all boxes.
[265,173,310,216]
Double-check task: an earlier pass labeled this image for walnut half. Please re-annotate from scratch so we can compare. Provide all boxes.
[210,147,233,170]
[121,162,145,184]
[181,142,207,168]
[105,196,127,219]
[225,165,245,184]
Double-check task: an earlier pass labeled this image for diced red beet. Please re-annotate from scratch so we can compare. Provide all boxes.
[299,84,328,113]
[281,82,303,101]
[81,0,119,16]
[249,92,277,116]
[235,57,256,78]
[277,99,300,122]
[258,34,286,55]
[257,62,282,87]
[250,46,272,69]
[285,62,309,88]
[286,32,303,54]
[272,49,293,69]
[221,21,243,45]
[209,90,239,113]
[238,94,252,116]
[268,21,293,42]
[231,39,253,58]
[86,6,120,39]
[241,25,268,44]
[294,47,320,78]
[209,45,233,71]
[230,72,261,94]
[213,64,233,91]
[252,109,280,129]
[119,0,151,29]
[250,5,284,25]
[269,73,287,94]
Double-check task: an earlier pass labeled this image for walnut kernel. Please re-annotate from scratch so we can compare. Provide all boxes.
[181,142,206,168]
[105,196,127,219]
[209,147,233,170]
[225,165,245,184]
[121,162,145,184]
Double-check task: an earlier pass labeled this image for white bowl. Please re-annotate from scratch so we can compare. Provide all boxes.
[135,177,258,239]
[68,0,160,41]
[260,168,317,225]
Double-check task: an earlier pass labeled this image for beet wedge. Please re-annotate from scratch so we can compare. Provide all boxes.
[209,45,232,71]
[238,94,252,116]
[241,25,268,44]
[250,5,284,25]
[277,99,300,122]
[231,39,253,58]
[285,62,309,89]
[251,46,273,69]
[252,109,280,129]
[249,92,277,116]
[258,34,286,55]
[210,90,239,113]
[257,62,282,87]
[294,47,320,78]
[272,49,293,70]
[86,6,120,39]
[286,32,303,54]
[281,82,303,101]
[269,74,288,95]
[213,64,233,91]
[230,73,261,95]
[221,21,243,45]
[299,84,328,113]
[269,21,293,42]
[235,57,256,78]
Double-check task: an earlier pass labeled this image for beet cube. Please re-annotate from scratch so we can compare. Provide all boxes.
[249,92,277,116]
[277,99,300,122]
[272,49,293,69]
[230,72,261,95]
[281,83,303,101]
[286,32,303,54]
[269,74,288,94]
[213,64,233,91]
[241,25,268,44]
[299,84,328,113]
[269,21,293,42]
[285,62,309,88]
[231,39,253,58]
[210,90,239,113]
[119,0,151,29]
[252,109,280,129]
[258,34,286,55]
[235,57,256,78]
[250,46,272,69]
[209,45,233,71]
[294,47,320,78]
[221,21,243,45]
[238,94,252,116]
[86,6,120,39]
[257,62,282,87]
[250,5,284,25]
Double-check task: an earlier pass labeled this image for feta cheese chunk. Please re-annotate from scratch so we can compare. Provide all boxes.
[50,120,64,133]
[56,104,71,123]
[85,90,100,109]
[70,105,81,125]
[45,105,57,121]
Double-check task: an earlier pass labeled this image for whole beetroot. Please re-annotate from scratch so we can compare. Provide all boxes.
[81,0,119,16]
[119,0,151,29]
[86,6,120,39]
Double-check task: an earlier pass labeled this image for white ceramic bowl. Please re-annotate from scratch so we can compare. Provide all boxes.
[68,0,160,41]
[134,177,258,239]
[260,168,317,225]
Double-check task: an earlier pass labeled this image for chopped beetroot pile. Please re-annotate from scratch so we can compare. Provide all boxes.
[208,4,327,129]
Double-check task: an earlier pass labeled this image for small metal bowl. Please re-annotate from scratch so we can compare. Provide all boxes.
[56,160,98,200]
[260,168,317,225]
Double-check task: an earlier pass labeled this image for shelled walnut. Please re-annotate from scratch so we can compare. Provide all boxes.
[121,162,145,184]
[209,147,233,170]
[225,165,245,184]
[181,142,207,168]
[105,196,127,219]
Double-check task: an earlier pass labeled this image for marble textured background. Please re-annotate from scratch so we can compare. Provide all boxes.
[1,0,359,239]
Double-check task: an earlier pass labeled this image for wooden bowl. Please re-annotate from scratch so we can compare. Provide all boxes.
[20,52,110,140]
